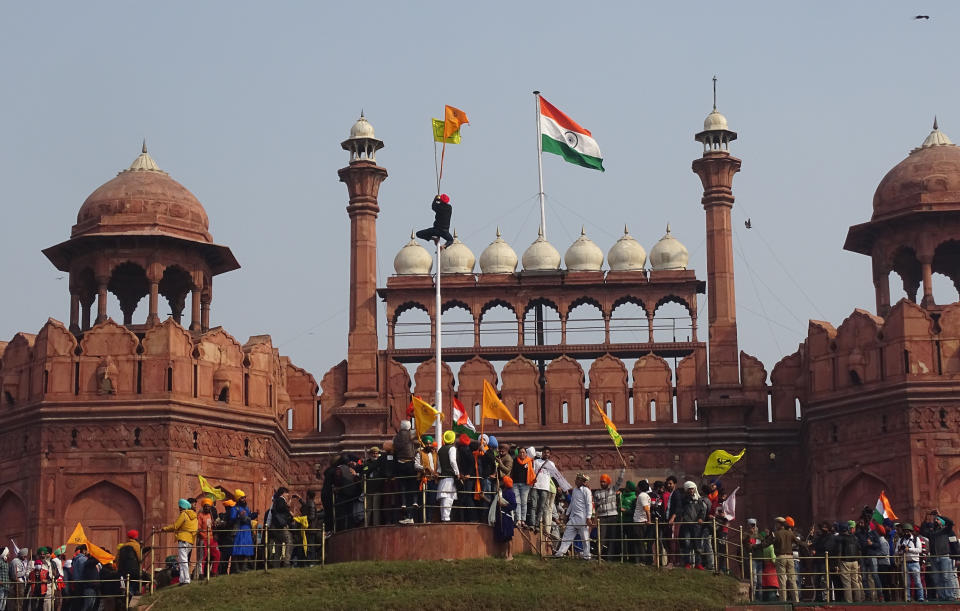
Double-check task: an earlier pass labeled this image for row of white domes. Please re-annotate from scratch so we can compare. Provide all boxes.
[394,225,689,275]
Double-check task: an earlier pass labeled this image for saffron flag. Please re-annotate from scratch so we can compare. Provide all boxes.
[292,515,309,554]
[481,379,519,424]
[65,522,115,565]
[721,486,740,522]
[539,96,604,171]
[703,448,746,476]
[593,400,623,447]
[432,118,461,144]
[451,397,479,439]
[871,490,897,529]
[444,104,469,138]
[198,474,226,501]
[410,395,440,439]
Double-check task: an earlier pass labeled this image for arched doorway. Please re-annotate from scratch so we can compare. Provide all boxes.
[836,472,888,521]
[64,481,143,553]
[0,490,27,548]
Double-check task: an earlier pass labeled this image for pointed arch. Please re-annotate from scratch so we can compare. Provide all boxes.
[0,489,27,547]
[64,480,144,553]
[835,471,889,519]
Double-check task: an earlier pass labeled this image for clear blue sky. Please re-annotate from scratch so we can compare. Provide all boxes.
[2,1,957,382]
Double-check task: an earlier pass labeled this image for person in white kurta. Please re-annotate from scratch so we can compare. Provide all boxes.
[553,474,595,559]
[437,431,460,522]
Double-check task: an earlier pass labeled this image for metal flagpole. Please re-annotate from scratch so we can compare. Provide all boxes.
[534,90,546,239]
[434,241,443,443]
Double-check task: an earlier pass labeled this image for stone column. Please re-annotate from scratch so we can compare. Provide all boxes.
[473,314,481,348]
[201,291,211,332]
[81,296,93,331]
[921,258,935,308]
[517,316,524,346]
[146,266,162,326]
[647,312,655,343]
[603,314,611,344]
[95,276,109,324]
[69,290,80,334]
[560,316,567,345]
[874,270,891,317]
[190,287,202,332]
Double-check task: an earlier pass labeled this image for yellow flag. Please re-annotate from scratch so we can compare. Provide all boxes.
[432,119,461,144]
[703,448,746,476]
[481,379,518,424]
[411,395,440,439]
[64,522,115,564]
[444,105,469,138]
[292,515,309,554]
[198,474,226,501]
[66,522,87,546]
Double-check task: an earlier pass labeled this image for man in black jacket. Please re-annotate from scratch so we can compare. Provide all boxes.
[416,194,454,248]
[919,510,959,600]
[268,487,293,568]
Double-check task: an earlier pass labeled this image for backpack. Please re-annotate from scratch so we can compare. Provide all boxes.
[649,492,667,522]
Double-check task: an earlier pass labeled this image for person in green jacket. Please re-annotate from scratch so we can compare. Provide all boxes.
[619,481,637,561]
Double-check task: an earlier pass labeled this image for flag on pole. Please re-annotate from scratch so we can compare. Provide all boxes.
[411,395,441,438]
[198,474,226,500]
[721,486,740,522]
[703,448,746,476]
[538,96,604,171]
[433,119,462,144]
[481,379,519,424]
[65,522,115,564]
[593,400,623,447]
[9,538,19,556]
[451,397,478,439]
[443,105,469,138]
[871,490,897,529]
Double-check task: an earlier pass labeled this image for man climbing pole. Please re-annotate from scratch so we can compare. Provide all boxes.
[416,193,454,248]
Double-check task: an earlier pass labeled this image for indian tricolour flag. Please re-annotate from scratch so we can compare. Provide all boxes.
[451,397,478,440]
[871,490,897,529]
[539,96,604,172]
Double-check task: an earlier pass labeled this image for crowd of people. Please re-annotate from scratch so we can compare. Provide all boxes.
[0,534,142,611]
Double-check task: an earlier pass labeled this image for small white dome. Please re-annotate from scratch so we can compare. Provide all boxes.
[703,109,729,132]
[564,227,604,271]
[649,223,689,270]
[440,230,475,273]
[393,231,433,275]
[479,227,518,274]
[607,225,647,271]
[349,113,376,140]
[918,117,955,150]
[521,228,561,271]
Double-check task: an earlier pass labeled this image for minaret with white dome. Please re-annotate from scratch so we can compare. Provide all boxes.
[479,227,518,273]
[338,112,388,407]
[692,77,742,385]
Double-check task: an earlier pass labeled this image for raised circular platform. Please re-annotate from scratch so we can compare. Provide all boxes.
[324,522,533,563]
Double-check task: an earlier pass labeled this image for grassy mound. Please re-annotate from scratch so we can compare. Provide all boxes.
[138,556,741,610]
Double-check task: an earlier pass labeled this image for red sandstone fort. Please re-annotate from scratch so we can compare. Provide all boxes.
[3,106,960,552]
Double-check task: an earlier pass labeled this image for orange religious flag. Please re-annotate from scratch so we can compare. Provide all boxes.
[481,379,518,424]
[444,105,469,138]
[64,522,116,564]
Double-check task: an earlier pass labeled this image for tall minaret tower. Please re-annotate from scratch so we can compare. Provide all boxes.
[692,79,742,386]
[338,114,387,410]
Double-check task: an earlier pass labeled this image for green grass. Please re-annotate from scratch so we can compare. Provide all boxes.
[137,556,742,610]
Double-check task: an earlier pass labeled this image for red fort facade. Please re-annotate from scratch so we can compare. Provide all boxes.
[3,110,960,551]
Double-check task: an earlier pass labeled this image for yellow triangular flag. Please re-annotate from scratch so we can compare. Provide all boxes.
[66,522,86,546]
[481,379,518,424]
[411,395,440,439]
[64,522,115,564]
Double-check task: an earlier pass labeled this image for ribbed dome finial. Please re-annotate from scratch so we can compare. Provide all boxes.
[934,116,939,130]
[480,226,518,274]
[142,138,147,154]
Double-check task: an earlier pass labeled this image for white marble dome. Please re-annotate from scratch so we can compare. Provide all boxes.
[393,231,433,275]
[521,228,561,271]
[479,227,518,273]
[703,108,729,132]
[648,224,689,270]
[564,227,604,271]
[440,230,475,273]
[607,225,647,271]
[349,113,376,139]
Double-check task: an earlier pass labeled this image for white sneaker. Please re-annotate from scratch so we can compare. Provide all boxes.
[399,518,414,525]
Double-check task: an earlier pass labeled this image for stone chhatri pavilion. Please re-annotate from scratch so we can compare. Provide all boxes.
[4,105,960,551]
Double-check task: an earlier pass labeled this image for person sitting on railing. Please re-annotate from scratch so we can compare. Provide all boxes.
[437,431,460,522]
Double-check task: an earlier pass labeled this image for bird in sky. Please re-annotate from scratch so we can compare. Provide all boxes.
[745,219,752,229]
[914,15,930,20]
